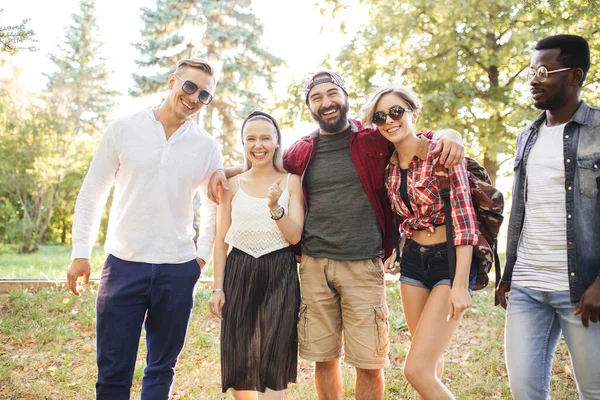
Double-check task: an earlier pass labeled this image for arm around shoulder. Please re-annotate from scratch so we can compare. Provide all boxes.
[212,179,235,290]
[430,129,465,168]
[209,185,232,320]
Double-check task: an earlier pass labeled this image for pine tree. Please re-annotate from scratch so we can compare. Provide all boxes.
[0,0,117,253]
[45,0,117,137]
[132,0,283,164]
[0,9,36,54]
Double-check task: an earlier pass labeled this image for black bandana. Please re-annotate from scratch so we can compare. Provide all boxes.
[304,71,348,103]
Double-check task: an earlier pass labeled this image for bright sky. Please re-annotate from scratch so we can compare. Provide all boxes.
[1,1,515,250]
[2,0,368,148]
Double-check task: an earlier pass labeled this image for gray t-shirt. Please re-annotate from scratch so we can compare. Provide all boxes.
[302,128,383,259]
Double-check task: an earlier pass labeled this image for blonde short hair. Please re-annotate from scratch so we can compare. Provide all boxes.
[361,84,422,129]
[175,58,215,78]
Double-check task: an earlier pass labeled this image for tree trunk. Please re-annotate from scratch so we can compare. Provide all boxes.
[61,216,67,245]
[483,152,499,187]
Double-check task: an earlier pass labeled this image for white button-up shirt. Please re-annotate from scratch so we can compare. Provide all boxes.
[71,108,223,264]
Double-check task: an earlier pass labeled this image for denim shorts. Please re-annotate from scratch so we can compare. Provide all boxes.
[400,239,477,292]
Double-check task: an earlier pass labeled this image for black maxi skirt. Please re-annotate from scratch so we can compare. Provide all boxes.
[221,246,300,393]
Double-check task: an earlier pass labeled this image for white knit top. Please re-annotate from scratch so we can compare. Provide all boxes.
[225,174,291,258]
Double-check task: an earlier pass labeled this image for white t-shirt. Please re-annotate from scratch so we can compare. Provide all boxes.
[513,122,569,291]
[71,108,223,264]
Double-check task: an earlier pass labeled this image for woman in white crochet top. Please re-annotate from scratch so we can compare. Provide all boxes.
[209,111,304,400]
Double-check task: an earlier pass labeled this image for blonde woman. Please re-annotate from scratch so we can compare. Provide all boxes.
[362,85,478,400]
[209,111,304,400]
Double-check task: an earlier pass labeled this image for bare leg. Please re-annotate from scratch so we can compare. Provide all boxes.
[259,388,285,400]
[355,368,384,400]
[403,285,461,400]
[400,282,430,337]
[231,389,258,400]
[401,283,443,400]
[315,359,343,400]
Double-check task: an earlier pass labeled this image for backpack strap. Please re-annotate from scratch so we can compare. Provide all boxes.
[391,214,402,264]
[493,248,501,306]
[434,162,456,286]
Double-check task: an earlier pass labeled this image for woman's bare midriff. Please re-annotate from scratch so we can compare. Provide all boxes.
[410,224,448,245]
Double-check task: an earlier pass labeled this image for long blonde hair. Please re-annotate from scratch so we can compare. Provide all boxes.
[361,84,422,129]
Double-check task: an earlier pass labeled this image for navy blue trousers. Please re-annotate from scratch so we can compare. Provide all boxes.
[95,254,200,400]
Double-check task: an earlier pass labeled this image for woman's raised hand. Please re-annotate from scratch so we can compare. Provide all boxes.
[267,178,283,210]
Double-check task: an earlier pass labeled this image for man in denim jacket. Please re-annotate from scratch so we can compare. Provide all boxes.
[498,35,600,400]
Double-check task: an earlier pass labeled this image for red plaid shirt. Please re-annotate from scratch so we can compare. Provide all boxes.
[283,119,411,259]
[386,135,478,246]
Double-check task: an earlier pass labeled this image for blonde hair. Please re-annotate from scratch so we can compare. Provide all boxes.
[361,84,422,129]
[175,58,215,78]
[241,115,285,173]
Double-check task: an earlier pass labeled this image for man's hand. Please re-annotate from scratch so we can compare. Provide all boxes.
[196,257,206,270]
[67,258,91,296]
[383,248,400,275]
[431,129,465,168]
[574,276,600,328]
[207,169,228,205]
[497,281,511,310]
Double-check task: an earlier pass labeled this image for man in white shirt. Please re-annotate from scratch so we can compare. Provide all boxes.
[67,58,224,400]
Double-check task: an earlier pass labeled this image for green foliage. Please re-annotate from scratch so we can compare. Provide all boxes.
[316,0,600,184]
[0,0,116,253]
[45,0,117,136]
[132,0,284,165]
[0,9,36,54]
[0,195,21,244]
[0,97,84,253]
[42,168,90,245]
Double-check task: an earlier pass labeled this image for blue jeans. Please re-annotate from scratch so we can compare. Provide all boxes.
[96,254,201,400]
[505,283,600,400]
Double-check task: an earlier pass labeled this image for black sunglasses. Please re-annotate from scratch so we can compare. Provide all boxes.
[372,105,412,127]
[174,74,213,105]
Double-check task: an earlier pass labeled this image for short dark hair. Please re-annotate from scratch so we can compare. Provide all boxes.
[535,34,590,84]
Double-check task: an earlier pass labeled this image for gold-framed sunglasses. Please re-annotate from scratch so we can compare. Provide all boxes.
[526,66,572,83]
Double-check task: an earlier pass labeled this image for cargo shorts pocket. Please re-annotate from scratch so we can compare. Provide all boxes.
[366,258,385,281]
[374,305,390,356]
[298,302,309,350]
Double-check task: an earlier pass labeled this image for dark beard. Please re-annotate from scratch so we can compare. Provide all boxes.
[534,95,567,111]
[533,80,568,111]
[309,100,350,133]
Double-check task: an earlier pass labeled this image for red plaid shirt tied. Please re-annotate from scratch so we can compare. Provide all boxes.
[386,135,479,246]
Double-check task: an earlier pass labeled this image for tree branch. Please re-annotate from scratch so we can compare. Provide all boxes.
[458,45,489,73]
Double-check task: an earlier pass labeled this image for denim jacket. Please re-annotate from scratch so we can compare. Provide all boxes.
[502,101,600,303]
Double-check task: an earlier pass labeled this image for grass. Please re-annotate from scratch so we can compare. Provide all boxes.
[0,245,107,280]
[0,245,216,281]
[0,283,578,399]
